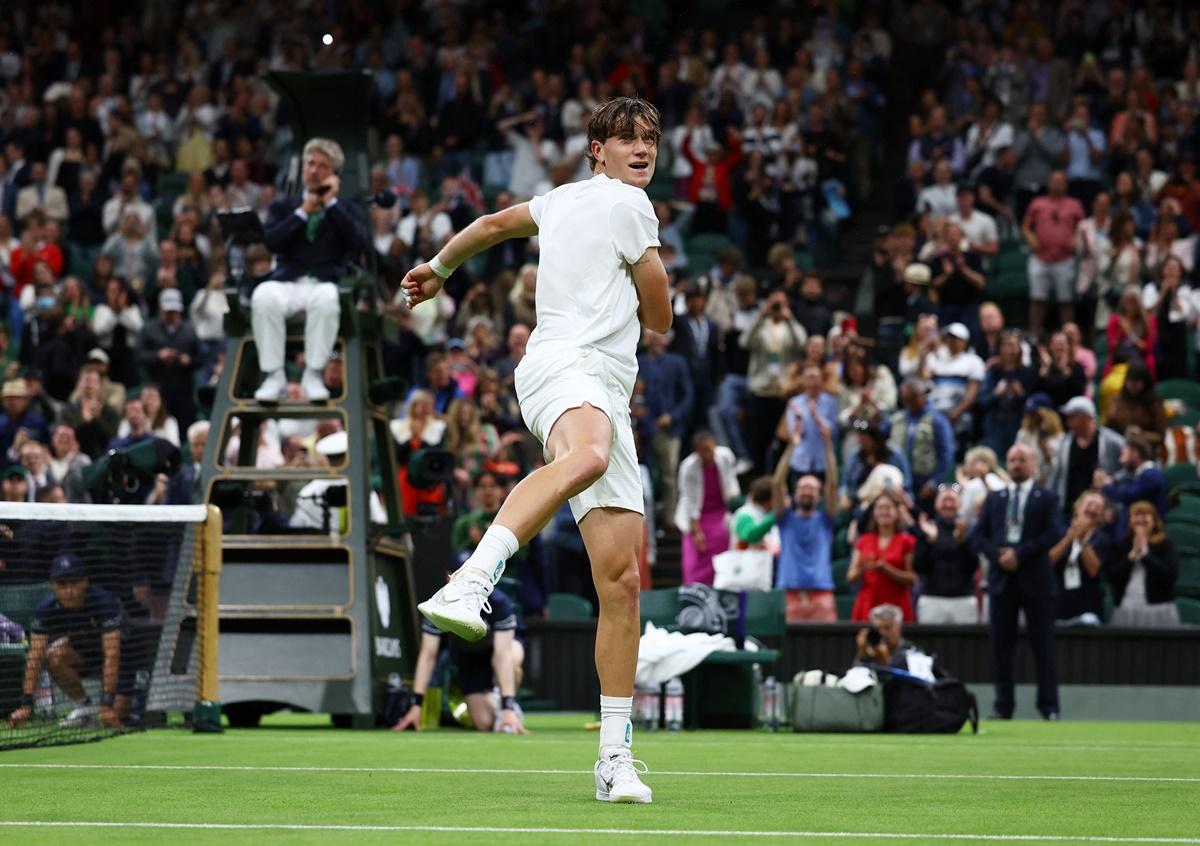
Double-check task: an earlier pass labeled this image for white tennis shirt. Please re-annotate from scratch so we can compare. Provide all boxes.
[526,172,660,378]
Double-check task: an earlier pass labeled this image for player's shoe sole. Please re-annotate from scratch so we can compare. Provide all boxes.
[417,593,487,642]
[594,786,653,803]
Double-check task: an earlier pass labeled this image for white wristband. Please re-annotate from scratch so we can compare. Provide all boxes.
[429,255,454,279]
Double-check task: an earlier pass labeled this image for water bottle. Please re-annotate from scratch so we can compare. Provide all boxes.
[665,677,684,732]
[634,683,658,732]
[35,669,53,719]
[764,676,779,732]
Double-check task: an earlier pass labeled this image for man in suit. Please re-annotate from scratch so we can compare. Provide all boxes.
[669,284,722,441]
[15,161,69,225]
[252,138,368,402]
[970,442,1065,720]
[168,421,208,505]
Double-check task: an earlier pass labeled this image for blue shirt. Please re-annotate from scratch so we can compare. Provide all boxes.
[785,392,840,474]
[1066,127,1106,181]
[896,407,956,488]
[637,350,694,438]
[776,509,834,590]
[31,584,125,646]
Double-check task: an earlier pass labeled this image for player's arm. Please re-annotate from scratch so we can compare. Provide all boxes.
[8,632,47,726]
[491,629,528,734]
[402,204,538,307]
[632,246,671,333]
[392,632,441,731]
[99,629,121,726]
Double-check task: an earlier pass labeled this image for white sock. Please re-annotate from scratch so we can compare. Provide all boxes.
[599,695,633,756]
[459,524,520,584]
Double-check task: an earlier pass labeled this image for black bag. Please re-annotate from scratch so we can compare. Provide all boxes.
[882,670,979,734]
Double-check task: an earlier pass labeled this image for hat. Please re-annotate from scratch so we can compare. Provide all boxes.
[1060,396,1096,419]
[1,465,26,481]
[315,430,348,457]
[0,379,29,399]
[902,263,932,286]
[86,348,111,365]
[445,338,466,352]
[1024,392,1054,414]
[49,553,86,582]
[943,322,970,341]
[159,288,184,312]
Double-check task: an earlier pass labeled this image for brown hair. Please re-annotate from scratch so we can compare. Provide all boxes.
[586,97,662,171]
[1129,500,1166,544]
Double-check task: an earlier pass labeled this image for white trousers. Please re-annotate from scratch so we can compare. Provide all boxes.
[250,278,340,373]
[916,594,979,624]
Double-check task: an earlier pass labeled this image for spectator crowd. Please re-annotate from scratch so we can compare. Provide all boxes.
[0,1,1196,634]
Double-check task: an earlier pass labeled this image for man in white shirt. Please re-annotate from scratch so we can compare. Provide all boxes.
[101,164,155,236]
[405,97,668,805]
[917,159,958,220]
[947,186,998,256]
[929,322,986,442]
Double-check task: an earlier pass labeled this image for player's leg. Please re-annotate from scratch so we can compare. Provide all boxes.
[45,638,86,700]
[419,404,612,641]
[580,506,652,804]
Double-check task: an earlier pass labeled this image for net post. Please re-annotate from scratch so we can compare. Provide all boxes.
[192,504,223,733]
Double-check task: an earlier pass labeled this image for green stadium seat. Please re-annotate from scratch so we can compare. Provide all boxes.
[0,582,49,632]
[1166,522,1200,553]
[987,269,1029,299]
[1174,554,1200,600]
[546,592,593,620]
[686,233,733,255]
[835,592,856,620]
[994,243,1028,273]
[1158,380,1200,408]
[1164,463,1199,493]
[1176,596,1200,624]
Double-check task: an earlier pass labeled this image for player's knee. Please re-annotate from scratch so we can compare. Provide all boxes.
[597,561,641,613]
[569,443,610,487]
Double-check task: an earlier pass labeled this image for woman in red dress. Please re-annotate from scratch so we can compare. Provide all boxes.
[848,490,917,621]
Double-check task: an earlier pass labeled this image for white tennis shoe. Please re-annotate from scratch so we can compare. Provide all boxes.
[594,749,652,804]
[417,571,493,642]
[58,704,98,728]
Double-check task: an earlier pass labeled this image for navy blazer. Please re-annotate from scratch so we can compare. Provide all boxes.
[263,195,368,282]
[969,482,1065,596]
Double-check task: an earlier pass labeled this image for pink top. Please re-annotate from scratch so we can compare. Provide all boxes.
[1023,195,1086,263]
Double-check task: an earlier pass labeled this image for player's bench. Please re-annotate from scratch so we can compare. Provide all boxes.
[639,588,785,729]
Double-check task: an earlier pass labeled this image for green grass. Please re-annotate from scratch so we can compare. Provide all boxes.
[3,713,1200,845]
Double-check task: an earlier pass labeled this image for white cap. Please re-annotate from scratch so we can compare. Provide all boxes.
[316,430,348,456]
[944,322,970,341]
[1059,396,1096,419]
[159,288,184,312]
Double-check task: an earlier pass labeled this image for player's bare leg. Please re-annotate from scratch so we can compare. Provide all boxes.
[580,506,652,803]
[419,404,612,640]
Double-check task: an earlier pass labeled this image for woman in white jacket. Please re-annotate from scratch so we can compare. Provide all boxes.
[674,431,741,586]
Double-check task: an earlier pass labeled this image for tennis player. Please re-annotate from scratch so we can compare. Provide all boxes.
[404,97,668,804]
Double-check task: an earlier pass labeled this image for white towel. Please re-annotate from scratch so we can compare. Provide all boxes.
[635,622,736,687]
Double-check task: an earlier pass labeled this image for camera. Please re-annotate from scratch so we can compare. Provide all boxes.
[867,629,883,648]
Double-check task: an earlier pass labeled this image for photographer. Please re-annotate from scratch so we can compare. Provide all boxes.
[854,603,917,669]
[251,138,367,402]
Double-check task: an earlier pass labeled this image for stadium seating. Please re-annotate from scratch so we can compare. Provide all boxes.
[546,592,594,620]
[1158,381,1200,408]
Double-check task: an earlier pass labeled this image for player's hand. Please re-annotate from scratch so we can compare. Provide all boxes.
[391,704,422,731]
[99,705,121,728]
[8,705,31,727]
[496,709,528,734]
[400,263,445,308]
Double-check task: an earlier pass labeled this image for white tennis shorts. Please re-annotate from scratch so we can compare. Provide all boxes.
[514,346,645,523]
